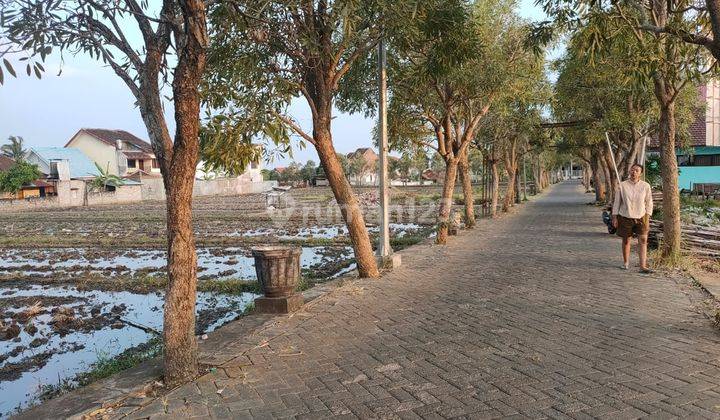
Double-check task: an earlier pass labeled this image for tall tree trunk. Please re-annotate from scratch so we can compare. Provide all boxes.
[582,163,591,191]
[161,0,207,386]
[314,117,379,278]
[590,151,605,202]
[601,149,615,206]
[503,164,517,211]
[458,149,475,228]
[502,145,517,212]
[535,154,545,191]
[490,157,499,217]
[163,166,198,386]
[650,0,682,260]
[657,99,682,259]
[437,157,459,244]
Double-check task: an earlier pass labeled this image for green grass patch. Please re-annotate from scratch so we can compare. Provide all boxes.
[390,233,430,250]
[39,337,163,403]
[198,278,260,294]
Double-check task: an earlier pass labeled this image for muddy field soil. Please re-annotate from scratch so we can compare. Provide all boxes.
[0,186,442,247]
[0,186,440,416]
[0,285,256,417]
[0,245,356,282]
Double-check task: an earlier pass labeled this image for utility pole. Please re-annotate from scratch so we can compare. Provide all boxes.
[377,38,396,265]
[522,152,528,200]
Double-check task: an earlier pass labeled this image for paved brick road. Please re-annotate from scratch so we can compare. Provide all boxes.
[123,181,720,419]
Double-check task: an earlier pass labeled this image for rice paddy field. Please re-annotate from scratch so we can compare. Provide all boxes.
[0,185,445,416]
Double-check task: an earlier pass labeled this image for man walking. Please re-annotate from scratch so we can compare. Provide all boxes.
[612,163,654,273]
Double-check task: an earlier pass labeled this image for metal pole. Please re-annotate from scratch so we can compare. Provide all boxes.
[377,38,391,258]
[640,136,647,182]
[484,149,489,216]
[522,152,527,200]
[605,132,621,184]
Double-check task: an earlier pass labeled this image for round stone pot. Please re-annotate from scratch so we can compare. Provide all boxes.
[251,246,302,298]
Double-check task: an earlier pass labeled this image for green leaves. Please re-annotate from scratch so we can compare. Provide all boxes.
[88,162,124,191]
[199,112,268,176]
[3,59,16,77]
[0,161,42,193]
[1,135,26,160]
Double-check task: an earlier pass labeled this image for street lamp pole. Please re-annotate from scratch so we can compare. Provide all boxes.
[377,38,392,259]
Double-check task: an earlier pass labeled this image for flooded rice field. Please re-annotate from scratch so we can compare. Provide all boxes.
[0,285,256,416]
[0,186,437,416]
[0,246,355,280]
[228,222,424,239]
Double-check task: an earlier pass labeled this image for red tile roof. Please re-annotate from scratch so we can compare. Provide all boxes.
[0,155,15,172]
[30,179,54,188]
[67,128,154,153]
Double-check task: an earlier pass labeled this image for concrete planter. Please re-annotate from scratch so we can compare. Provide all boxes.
[251,246,304,313]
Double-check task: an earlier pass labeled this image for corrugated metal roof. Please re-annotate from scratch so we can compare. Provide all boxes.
[30,147,100,179]
[691,146,720,155]
[677,146,720,156]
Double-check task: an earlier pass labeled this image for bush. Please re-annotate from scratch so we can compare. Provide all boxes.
[0,161,41,193]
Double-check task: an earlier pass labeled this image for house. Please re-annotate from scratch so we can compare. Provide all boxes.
[25,147,100,180]
[0,156,55,199]
[11,180,55,199]
[676,146,720,191]
[0,155,15,173]
[650,81,720,191]
[196,157,263,181]
[346,147,379,186]
[65,128,161,177]
[421,169,442,183]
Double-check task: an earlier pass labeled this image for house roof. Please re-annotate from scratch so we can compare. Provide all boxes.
[670,146,720,156]
[23,179,54,188]
[0,155,15,172]
[682,146,720,155]
[68,128,154,153]
[347,148,377,159]
[30,147,100,179]
[122,151,154,160]
[123,170,161,181]
[421,169,440,180]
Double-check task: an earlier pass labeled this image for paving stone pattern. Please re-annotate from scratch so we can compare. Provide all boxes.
[119,182,720,419]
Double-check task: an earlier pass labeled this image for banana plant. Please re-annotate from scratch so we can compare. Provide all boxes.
[88,163,125,191]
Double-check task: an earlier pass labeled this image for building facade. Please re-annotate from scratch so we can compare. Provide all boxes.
[65,128,161,177]
[650,82,720,191]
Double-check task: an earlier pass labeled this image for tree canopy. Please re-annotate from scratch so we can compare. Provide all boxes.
[0,161,41,193]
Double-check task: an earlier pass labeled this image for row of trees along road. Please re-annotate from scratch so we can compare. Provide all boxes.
[1,0,551,385]
[552,23,696,207]
[538,0,715,263]
[385,0,546,242]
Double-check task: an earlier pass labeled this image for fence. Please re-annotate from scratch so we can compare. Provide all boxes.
[139,178,276,201]
[0,181,143,212]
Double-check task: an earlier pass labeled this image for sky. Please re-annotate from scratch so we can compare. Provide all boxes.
[0,0,550,168]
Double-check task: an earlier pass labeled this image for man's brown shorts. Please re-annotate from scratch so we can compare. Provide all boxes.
[616,215,649,238]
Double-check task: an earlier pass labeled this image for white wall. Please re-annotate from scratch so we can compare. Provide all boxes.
[67,132,120,175]
[0,180,142,211]
[25,150,52,175]
[141,177,275,201]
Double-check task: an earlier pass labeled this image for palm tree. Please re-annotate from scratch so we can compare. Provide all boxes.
[1,136,26,161]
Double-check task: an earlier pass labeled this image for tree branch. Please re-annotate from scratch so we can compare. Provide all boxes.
[274,112,316,146]
[639,24,715,47]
